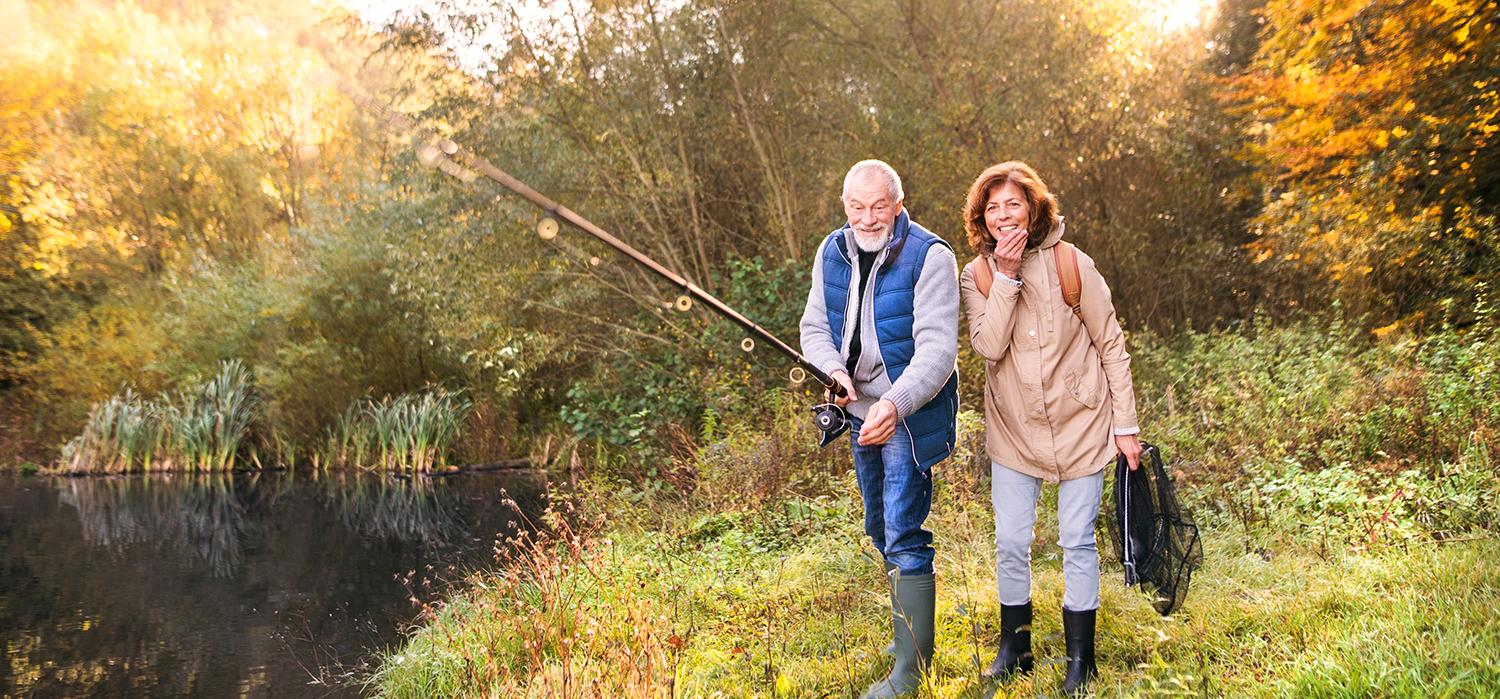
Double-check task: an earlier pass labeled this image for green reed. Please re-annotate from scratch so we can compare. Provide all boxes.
[322,388,471,472]
[59,360,257,472]
[60,388,165,473]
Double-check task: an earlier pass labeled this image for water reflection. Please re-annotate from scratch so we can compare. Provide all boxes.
[325,474,463,548]
[57,474,259,577]
[52,473,484,578]
[0,469,543,697]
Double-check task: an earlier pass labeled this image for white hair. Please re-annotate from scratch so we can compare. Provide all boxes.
[842,159,904,203]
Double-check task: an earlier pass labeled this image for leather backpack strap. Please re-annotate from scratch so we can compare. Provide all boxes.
[1053,242,1082,316]
[971,255,995,298]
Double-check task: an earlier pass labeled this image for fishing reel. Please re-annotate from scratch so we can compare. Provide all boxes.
[788,366,850,447]
[811,401,850,448]
[786,363,846,444]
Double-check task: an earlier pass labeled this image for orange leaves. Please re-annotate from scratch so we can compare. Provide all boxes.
[1224,0,1500,324]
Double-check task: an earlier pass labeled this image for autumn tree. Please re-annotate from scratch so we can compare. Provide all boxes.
[1230,0,1500,328]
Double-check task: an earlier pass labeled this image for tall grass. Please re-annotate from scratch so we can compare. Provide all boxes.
[58,360,256,473]
[368,497,647,697]
[322,388,472,472]
[59,388,165,473]
[373,319,1500,696]
[60,367,472,473]
[324,402,374,470]
[161,360,257,471]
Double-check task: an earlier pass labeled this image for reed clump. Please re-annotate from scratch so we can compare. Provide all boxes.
[60,360,256,473]
[321,388,472,473]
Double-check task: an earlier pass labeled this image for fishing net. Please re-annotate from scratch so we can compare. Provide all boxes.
[1107,442,1203,616]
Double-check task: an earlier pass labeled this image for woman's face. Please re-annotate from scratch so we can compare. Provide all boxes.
[984,180,1031,241]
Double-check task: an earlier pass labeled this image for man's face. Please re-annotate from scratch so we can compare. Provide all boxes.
[843,172,903,252]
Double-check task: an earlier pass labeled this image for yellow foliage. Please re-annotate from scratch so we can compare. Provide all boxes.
[0,0,372,278]
[1232,0,1500,324]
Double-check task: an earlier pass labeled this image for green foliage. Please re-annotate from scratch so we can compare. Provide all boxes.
[326,402,374,471]
[18,292,175,439]
[365,389,473,473]
[255,212,466,447]
[559,386,658,452]
[59,389,165,473]
[1131,317,1500,546]
[0,264,78,389]
[554,255,815,476]
[160,360,258,472]
[59,367,473,473]
[690,389,846,509]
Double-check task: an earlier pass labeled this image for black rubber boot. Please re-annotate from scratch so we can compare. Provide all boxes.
[863,570,935,699]
[1061,607,1097,695]
[981,601,1033,679]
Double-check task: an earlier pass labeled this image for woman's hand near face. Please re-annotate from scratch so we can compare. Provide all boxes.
[991,227,1026,280]
[983,180,1032,280]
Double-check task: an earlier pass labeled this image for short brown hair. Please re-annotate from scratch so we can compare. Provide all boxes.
[963,161,1061,252]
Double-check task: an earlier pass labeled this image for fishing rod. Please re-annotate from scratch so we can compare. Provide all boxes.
[328,73,853,446]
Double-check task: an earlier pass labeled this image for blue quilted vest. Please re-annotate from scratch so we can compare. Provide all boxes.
[821,210,959,471]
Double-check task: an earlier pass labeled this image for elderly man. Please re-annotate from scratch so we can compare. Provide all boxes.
[800,159,959,697]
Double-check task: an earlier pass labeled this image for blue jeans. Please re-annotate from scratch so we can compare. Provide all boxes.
[850,416,934,575]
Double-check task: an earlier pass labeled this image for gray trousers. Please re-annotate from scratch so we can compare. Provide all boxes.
[991,461,1104,611]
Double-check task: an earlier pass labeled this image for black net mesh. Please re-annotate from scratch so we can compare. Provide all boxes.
[1107,442,1203,616]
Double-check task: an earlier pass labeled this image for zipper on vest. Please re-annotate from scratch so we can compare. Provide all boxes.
[902,419,928,479]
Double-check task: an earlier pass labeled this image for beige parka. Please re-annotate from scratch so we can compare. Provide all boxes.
[959,222,1139,482]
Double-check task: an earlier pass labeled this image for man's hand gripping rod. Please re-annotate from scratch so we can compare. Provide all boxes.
[333,77,851,445]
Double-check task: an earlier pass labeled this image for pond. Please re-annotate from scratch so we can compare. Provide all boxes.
[0,469,547,697]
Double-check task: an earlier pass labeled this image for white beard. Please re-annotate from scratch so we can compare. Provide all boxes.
[853,228,891,253]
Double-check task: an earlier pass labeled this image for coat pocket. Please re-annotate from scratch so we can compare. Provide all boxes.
[1064,365,1100,409]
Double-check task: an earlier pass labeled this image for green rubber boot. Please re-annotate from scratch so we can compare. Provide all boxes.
[881,560,897,656]
[864,570,935,699]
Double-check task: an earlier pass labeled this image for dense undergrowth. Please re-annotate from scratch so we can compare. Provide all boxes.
[369,318,1500,696]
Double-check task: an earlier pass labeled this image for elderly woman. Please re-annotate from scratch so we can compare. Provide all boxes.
[958,162,1142,694]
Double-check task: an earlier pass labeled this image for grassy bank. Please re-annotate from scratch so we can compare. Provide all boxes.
[370,471,1500,697]
[370,321,1500,696]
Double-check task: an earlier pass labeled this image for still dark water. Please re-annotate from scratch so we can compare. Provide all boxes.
[0,469,546,697]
